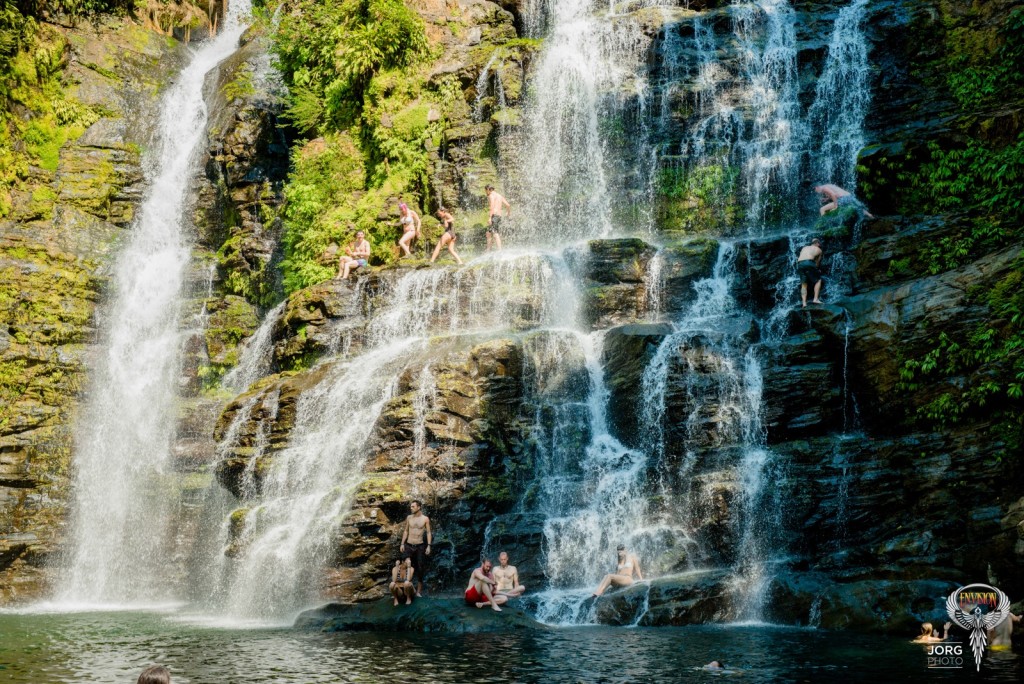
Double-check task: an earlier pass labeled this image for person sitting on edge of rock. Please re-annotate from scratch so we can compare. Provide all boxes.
[399,499,432,597]
[465,557,507,611]
[431,206,463,265]
[796,238,824,308]
[493,551,526,598]
[987,611,1022,649]
[137,665,171,684]
[592,544,643,597]
[397,202,422,258]
[912,621,952,643]
[389,556,415,606]
[813,183,874,219]
[336,230,371,280]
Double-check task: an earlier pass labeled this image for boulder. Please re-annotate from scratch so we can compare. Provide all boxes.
[294,597,547,633]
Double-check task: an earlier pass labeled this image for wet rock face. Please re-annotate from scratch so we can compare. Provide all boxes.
[0,21,189,603]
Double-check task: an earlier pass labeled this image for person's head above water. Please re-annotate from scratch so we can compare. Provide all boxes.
[920,622,934,636]
[137,665,171,684]
[706,661,726,669]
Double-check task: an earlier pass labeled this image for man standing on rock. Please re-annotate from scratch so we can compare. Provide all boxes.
[485,185,510,251]
[399,500,432,597]
[465,558,507,611]
[493,551,526,598]
[796,238,824,308]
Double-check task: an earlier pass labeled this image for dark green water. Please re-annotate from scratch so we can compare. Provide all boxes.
[0,611,1021,683]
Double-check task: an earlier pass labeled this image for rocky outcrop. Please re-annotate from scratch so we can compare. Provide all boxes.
[295,597,546,633]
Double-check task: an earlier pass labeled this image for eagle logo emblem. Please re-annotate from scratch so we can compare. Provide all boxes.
[946,583,1011,672]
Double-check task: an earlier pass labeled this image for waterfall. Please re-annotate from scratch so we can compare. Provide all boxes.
[732,0,801,226]
[516,0,654,242]
[223,300,286,393]
[207,252,580,619]
[59,0,254,605]
[807,0,872,191]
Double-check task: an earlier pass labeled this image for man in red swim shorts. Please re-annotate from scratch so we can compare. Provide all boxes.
[465,558,507,612]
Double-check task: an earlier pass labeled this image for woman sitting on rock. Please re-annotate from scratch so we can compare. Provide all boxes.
[592,544,643,597]
[390,557,415,606]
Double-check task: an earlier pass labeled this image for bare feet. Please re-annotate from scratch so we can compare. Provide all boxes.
[393,598,399,606]
[416,592,422,598]
[475,602,488,609]
[405,598,412,605]
[811,299,822,304]
[492,605,502,612]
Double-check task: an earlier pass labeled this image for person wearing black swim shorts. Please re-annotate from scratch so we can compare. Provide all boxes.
[796,238,824,308]
[485,185,510,251]
[399,500,432,597]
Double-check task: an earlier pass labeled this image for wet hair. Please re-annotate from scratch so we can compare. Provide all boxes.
[811,238,821,245]
[481,557,492,566]
[920,622,933,635]
[616,544,626,551]
[137,665,171,684]
[485,185,494,192]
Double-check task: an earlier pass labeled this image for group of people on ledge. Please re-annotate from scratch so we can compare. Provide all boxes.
[913,613,1023,648]
[387,501,644,611]
[335,185,511,280]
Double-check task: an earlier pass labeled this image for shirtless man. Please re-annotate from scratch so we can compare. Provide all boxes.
[336,231,371,280]
[399,500,432,597]
[813,183,874,219]
[492,551,526,598]
[389,557,414,606]
[465,558,507,611]
[987,612,1022,649]
[796,238,824,308]
[485,185,510,251]
[592,545,643,597]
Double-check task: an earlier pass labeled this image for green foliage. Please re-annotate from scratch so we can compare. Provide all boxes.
[656,163,741,233]
[897,253,1024,438]
[272,0,428,132]
[271,0,454,293]
[221,66,255,102]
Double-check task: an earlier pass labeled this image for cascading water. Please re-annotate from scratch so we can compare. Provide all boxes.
[206,252,581,620]
[515,0,655,241]
[59,0,254,606]
[806,0,872,191]
[222,300,286,393]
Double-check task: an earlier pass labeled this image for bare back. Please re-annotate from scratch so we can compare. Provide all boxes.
[798,244,822,262]
[488,191,509,217]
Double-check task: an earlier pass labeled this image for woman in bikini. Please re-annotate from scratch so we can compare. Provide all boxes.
[390,557,415,606]
[430,207,463,265]
[397,202,421,258]
[592,544,643,596]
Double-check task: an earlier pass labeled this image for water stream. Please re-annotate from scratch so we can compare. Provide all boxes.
[60,0,255,606]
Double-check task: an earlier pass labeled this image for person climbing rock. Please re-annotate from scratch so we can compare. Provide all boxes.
[485,185,511,251]
[592,544,642,596]
[796,238,824,308]
[397,202,422,258]
[465,558,507,611]
[431,207,463,264]
[336,231,371,280]
[813,183,874,219]
[399,500,432,597]
[493,551,526,598]
[389,557,415,606]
